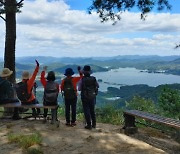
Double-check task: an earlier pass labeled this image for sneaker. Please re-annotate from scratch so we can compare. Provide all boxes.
[71,122,76,126]
[85,125,92,130]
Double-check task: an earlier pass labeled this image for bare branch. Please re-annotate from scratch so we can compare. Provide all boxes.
[175,44,180,49]
[0,15,6,21]
[0,0,5,5]
[16,0,24,6]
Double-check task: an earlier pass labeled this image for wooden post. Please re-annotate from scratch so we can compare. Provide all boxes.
[124,113,136,128]
[123,113,137,134]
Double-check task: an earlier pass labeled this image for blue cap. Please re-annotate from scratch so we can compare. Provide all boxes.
[64,68,74,76]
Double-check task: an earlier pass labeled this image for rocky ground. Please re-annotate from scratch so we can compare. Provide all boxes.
[0,118,180,154]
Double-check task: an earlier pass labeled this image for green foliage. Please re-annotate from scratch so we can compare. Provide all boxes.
[8,132,42,149]
[76,99,84,114]
[89,0,171,23]
[57,104,65,117]
[125,95,156,113]
[57,98,125,125]
[96,105,124,125]
[158,87,180,119]
[76,112,85,121]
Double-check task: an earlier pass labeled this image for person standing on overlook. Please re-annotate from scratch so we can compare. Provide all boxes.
[78,65,99,130]
[60,67,82,126]
[40,66,59,123]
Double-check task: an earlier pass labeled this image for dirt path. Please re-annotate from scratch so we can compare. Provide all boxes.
[0,119,179,154]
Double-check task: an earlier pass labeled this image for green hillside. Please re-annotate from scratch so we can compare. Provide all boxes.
[96,83,180,107]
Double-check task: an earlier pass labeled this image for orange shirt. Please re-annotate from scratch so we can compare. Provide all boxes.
[60,72,83,95]
[22,65,39,102]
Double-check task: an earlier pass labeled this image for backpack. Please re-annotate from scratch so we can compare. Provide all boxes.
[44,81,59,104]
[82,76,98,100]
[63,78,76,99]
[15,81,31,102]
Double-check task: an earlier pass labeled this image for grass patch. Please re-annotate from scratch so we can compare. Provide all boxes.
[8,132,42,149]
[27,148,43,154]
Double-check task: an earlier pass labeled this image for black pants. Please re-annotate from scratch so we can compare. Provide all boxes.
[0,98,20,117]
[21,99,40,115]
[82,98,96,127]
[65,97,77,123]
[43,102,57,118]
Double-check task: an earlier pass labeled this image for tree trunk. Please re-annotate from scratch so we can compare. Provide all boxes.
[4,0,16,83]
[3,0,17,116]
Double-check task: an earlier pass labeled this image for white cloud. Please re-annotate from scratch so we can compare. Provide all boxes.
[0,0,180,58]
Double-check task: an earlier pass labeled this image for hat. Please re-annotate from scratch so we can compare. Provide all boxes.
[64,68,74,76]
[83,65,92,73]
[22,71,30,79]
[0,68,13,77]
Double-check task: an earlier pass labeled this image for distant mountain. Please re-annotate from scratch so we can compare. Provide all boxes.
[15,56,98,65]
[13,62,108,78]
[93,55,180,61]
[54,64,108,74]
[113,55,180,61]
[1,55,180,76]
[13,55,180,65]
[16,63,34,70]
[170,58,180,64]
[16,56,62,64]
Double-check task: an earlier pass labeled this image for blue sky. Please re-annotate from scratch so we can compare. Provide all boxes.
[66,0,180,13]
[0,0,180,57]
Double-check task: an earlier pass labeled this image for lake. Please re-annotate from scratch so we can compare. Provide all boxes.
[93,67,180,91]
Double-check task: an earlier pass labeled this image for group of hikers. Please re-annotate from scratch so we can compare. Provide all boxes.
[0,60,99,130]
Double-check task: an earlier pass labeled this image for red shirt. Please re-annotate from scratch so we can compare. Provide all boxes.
[60,71,83,95]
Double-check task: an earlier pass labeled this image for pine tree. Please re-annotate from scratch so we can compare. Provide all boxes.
[0,0,24,83]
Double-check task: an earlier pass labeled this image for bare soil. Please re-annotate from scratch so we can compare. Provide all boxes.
[0,118,179,154]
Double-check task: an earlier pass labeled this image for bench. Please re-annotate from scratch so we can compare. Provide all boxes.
[123,110,180,134]
[0,102,59,125]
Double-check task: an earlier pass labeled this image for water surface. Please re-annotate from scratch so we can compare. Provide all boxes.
[93,67,180,91]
